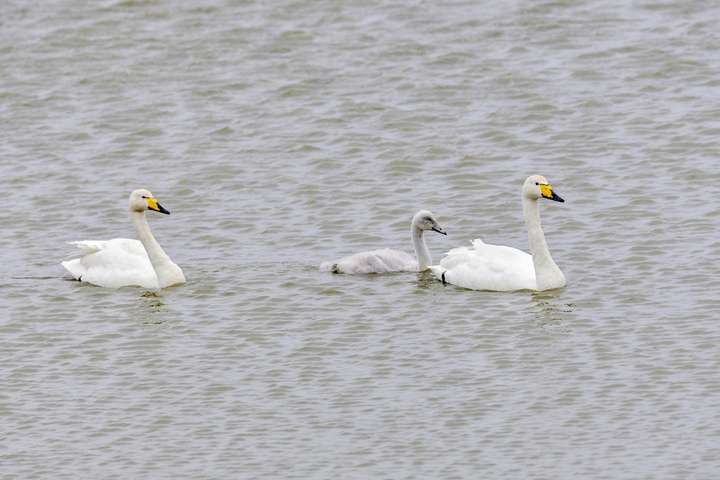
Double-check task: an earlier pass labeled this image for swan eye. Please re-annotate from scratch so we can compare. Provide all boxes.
[535,182,539,186]
[141,195,147,199]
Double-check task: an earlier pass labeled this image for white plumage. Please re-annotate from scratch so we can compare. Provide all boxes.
[62,239,160,289]
[430,175,566,291]
[61,189,185,289]
[429,239,536,291]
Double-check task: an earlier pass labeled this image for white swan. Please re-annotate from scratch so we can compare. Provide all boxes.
[429,175,566,291]
[61,189,186,289]
[320,210,447,274]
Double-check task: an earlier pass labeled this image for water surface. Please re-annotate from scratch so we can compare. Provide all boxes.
[2,1,720,478]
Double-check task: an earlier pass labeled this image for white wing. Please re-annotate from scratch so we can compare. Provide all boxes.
[321,248,418,274]
[430,238,536,291]
[61,238,159,289]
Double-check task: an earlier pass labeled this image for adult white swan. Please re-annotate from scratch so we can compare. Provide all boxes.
[320,210,447,274]
[429,175,566,291]
[61,189,186,289]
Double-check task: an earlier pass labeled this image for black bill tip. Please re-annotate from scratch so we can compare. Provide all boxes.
[551,192,565,203]
[156,203,171,214]
[432,227,448,235]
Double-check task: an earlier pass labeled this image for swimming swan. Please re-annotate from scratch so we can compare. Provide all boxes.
[61,189,186,289]
[429,175,566,291]
[320,210,447,274]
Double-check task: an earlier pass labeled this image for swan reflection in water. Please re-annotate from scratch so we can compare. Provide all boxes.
[530,289,575,332]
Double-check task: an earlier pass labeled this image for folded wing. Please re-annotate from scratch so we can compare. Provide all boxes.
[61,238,159,289]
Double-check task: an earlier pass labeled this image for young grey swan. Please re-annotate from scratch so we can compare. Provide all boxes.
[321,210,447,274]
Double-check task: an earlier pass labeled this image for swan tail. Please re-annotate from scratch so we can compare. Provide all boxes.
[471,238,488,249]
[319,262,341,273]
[61,259,84,281]
[429,265,446,284]
[61,241,108,281]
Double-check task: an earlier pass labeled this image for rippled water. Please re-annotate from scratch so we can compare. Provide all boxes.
[2,1,720,478]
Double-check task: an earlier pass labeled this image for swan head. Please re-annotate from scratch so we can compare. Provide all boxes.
[412,210,447,235]
[128,189,171,214]
[523,175,564,203]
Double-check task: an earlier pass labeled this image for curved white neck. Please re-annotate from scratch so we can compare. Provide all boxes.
[411,226,432,271]
[131,211,174,283]
[522,197,565,290]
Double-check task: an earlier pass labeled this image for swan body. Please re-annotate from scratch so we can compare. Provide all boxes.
[321,248,418,274]
[432,239,537,291]
[61,189,186,289]
[430,175,566,291]
[321,210,446,274]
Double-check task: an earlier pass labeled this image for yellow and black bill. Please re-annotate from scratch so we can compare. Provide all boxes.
[146,197,171,214]
[539,184,564,203]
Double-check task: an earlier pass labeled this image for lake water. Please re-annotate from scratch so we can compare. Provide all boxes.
[2,1,720,478]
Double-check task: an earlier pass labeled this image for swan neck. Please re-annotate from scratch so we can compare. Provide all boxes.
[411,226,432,271]
[522,197,564,290]
[131,211,173,272]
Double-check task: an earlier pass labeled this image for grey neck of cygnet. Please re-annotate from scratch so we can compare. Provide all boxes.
[411,225,432,270]
[131,210,172,272]
[522,196,563,289]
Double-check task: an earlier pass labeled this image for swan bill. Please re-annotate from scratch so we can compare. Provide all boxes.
[540,184,564,203]
[146,197,171,214]
[432,226,448,235]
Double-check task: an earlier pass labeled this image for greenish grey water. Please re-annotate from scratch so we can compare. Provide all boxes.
[2,1,720,478]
